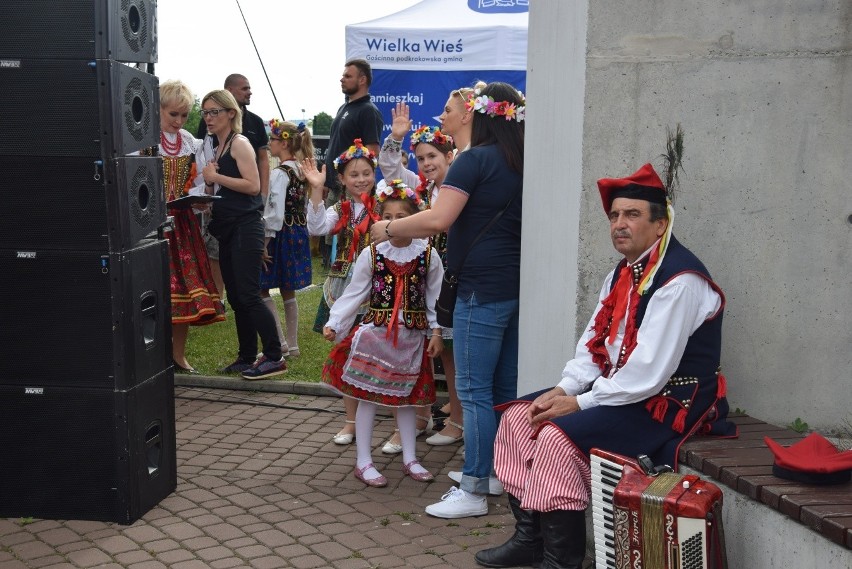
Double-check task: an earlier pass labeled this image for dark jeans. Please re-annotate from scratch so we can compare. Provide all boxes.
[216,213,281,361]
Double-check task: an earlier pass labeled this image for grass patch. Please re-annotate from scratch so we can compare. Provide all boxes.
[184,255,332,381]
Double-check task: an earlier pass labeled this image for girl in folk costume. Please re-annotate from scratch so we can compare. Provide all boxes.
[260,119,314,358]
[302,139,381,445]
[321,180,444,487]
[146,80,225,373]
[377,102,464,453]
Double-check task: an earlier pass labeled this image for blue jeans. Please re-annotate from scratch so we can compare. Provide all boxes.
[453,292,519,495]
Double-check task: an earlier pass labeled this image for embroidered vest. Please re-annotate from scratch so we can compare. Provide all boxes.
[361,245,431,330]
[608,235,725,379]
[277,164,307,226]
[328,199,374,277]
[142,149,194,201]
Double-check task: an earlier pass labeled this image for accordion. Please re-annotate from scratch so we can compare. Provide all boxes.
[590,448,728,569]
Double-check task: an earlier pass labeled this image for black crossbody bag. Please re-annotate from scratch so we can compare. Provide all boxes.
[435,191,520,328]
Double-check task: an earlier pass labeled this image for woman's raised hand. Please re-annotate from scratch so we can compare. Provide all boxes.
[390,102,412,140]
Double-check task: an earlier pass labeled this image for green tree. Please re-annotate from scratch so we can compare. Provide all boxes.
[312,111,333,135]
[184,98,201,137]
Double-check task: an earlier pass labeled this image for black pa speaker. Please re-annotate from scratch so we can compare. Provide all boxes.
[0,0,157,63]
[0,239,170,390]
[0,59,159,158]
[0,156,164,251]
[0,369,177,524]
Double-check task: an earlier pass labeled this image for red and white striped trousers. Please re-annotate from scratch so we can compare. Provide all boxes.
[494,402,591,512]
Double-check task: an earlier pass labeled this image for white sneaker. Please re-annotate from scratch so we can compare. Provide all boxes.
[447,471,504,496]
[425,487,488,519]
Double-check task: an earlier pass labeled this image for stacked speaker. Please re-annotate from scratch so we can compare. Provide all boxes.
[0,0,176,524]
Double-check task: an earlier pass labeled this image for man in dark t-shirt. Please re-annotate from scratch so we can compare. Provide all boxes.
[196,74,270,198]
[323,58,384,200]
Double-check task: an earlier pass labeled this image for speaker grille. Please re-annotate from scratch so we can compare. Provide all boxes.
[0,0,157,63]
[0,59,159,157]
[0,240,170,390]
[0,370,176,523]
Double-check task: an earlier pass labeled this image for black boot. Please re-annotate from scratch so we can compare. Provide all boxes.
[539,509,586,569]
[475,494,544,568]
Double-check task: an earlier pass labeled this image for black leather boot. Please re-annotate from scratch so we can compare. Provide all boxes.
[539,509,586,569]
[474,494,544,568]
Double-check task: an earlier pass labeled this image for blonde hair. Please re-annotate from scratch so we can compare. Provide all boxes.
[160,80,193,112]
[201,89,242,134]
[270,120,315,162]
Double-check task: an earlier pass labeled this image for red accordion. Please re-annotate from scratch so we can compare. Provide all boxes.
[590,448,728,569]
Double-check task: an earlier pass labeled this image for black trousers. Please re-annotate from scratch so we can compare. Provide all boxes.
[216,213,282,362]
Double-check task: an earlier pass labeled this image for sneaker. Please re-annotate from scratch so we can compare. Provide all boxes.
[425,487,488,519]
[447,471,504,496]
[241,356,287,380]
[240,357,287,379]
[220,358,256,374]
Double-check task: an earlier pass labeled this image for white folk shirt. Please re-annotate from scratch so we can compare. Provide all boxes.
[557,246,722,410]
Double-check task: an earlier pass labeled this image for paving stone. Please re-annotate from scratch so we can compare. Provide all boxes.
[65,547,113,566]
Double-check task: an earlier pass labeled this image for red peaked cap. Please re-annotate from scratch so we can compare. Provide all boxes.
[764,433,852,485]
[597,163,666,213]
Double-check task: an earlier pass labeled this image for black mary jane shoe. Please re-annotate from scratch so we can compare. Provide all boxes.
[173,360,200,375]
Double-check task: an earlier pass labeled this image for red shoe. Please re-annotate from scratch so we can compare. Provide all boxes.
[354,464,387,487]
[403,460,434,482]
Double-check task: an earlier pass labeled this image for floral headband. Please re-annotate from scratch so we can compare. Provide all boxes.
[409,125,453,151]
[268,119,306,140]
[376,179,421,206]
[334,138,377,171]
[465,89,526,122]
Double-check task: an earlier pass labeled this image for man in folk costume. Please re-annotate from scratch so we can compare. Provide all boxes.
[478,152,737,569]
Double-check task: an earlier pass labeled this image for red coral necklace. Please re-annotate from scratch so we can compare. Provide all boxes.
[160,131,182,156]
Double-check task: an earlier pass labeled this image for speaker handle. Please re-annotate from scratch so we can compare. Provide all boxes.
[144,421,162,477]
[140,291,158,347]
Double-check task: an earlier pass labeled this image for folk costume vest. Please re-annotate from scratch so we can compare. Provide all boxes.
[328,196,378,278]
[277,164,307,227]
[362,244,432,345]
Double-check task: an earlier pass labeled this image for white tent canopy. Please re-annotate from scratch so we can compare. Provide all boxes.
[346,0,528,72]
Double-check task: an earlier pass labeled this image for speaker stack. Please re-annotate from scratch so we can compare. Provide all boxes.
[0,0,176,524]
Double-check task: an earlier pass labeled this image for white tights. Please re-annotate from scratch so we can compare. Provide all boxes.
[355,402,428,479]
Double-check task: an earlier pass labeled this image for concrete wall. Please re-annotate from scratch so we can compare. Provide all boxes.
[520,2,852,431]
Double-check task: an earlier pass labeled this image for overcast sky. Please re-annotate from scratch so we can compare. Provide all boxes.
[156,0,421,123]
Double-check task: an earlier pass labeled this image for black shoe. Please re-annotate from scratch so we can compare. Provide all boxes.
[475,494,543,567]
[539,509,586,569]
[220,357,256,374]
[173,360,199,375]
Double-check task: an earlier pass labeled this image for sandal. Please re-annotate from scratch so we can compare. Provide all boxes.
[426,419,464,446]
[382,415,435,454]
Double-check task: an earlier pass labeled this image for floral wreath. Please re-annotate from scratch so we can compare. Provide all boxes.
[334,138,377,171]
[268,119,307,140]
[376,179,421,207]
[409,125,453,151]
[465,88,526,122]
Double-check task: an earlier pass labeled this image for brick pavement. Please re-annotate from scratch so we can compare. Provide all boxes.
[0,385,522,569]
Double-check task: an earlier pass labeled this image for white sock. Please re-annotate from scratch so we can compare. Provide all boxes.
[355,402,381,479]
[397,407,426,473]
[283,297,299,352]
[262,295,288,353]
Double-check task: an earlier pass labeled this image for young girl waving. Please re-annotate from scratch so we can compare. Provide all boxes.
[321,180,444,487]
[303,140,381,445]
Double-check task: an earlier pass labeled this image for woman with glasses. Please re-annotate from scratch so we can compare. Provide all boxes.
[200,90,287,380]
[146,80,225,374]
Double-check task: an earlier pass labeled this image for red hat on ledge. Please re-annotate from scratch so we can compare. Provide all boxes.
[764,432,852,485]
[597,163,667,213]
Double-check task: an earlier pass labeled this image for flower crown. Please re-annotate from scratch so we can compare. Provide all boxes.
[376,179,421,207]
[409,125,453,151]
[465,89,526,122]
[268,119,306,140]
[334,138,377,171]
